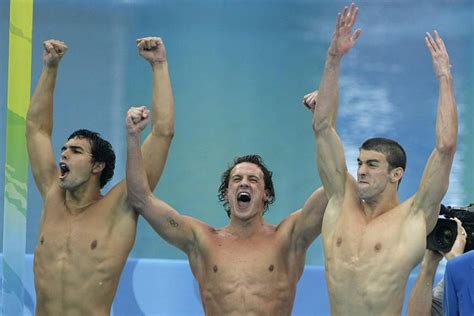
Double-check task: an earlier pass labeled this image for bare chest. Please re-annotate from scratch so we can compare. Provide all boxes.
[203,237,288,281]
[323,207,426,299]
[192,233,297,315]
[35,197,136,276]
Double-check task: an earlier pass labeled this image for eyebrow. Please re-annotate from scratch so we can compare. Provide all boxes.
[61,145,85,152]
[231,174,261,179]
[357,158,380,164]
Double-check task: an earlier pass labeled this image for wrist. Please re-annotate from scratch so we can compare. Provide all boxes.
[445,252,460,261]
[127,129,141,138]
[327,50,342,62]
[151,60,168,70]
[437,73,452,81]
[43,64,59,71]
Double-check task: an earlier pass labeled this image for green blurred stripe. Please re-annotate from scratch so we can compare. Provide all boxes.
[2,0,34,315]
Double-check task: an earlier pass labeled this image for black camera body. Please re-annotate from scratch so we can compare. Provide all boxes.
[426,204,474,253]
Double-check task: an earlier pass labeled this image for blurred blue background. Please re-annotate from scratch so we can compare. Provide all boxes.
[1,0,473,267]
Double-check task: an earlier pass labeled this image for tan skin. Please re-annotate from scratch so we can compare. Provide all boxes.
[307,3,458,315]
[126,120,328,314]
[26,37,174,316]
[407,218,467,316]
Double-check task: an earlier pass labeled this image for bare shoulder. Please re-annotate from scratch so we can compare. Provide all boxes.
[99,181,128,211]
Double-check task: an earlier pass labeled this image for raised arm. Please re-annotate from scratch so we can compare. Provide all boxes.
[412,31,458,231]
[26,40,68,197]
[290,187,329,251]
[126,108,196,252]
[311,4,361,199]
[137,37,175,191]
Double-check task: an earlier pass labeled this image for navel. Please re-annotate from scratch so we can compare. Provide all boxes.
[91,240,98,250]
[40,236,44,245]
[336,237,342,247]
[268,264,274,272]
[213,265,218,273]
[374,242,382,252]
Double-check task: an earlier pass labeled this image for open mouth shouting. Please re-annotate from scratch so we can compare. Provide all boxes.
[59,162,70,179]
[237,192,251,208]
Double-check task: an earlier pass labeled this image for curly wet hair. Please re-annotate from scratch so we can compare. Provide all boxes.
[218,154,275,218]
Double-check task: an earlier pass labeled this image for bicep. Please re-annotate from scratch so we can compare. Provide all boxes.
[293,188,328,246]
[27,130,58,197]
[140,195,197,253]
[413,149,455,224]
[315,127,348,199]
[141,134,172,192]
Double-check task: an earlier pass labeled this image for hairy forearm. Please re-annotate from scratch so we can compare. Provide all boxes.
[407,259,439,316]
[126,133,153,211]
[312,53,341,133]
[151,62,175,138]
[27,66,58,134]
[435,75,457,154]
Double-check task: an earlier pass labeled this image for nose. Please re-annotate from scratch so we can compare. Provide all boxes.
[358,164,367,177]
[61,149,69,160]
[239,179,249,188]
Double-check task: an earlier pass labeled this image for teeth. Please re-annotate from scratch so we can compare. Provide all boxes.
[59,163,69,174]
[238,192,251,202]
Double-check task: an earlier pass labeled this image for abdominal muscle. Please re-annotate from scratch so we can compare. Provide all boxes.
[199,272,295,316]
[325,254,409,316]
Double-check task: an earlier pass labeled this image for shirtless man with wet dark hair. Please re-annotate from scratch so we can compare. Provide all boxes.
[27,36,174,315]
[306,3,458,315]
[126,129,328,313]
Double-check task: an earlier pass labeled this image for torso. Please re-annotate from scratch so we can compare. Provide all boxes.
[34,183,137,316]
[188,220,305,316]
[322,180,426,316]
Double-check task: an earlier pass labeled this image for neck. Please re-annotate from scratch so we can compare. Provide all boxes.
[362,191,400,218]
[227,214,266,238]
[65,188,102,214]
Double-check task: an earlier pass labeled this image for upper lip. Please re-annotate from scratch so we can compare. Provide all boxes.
[237,190,250,196]
[59,162,70,173]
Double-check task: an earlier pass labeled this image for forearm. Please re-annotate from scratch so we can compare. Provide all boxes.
[312,52,341,133]
[27,66,58,134]
[312,52,347,198]
[150,61,175,138]
[126,133,153,211]
[435,75,457,154]
[407,259,440,316]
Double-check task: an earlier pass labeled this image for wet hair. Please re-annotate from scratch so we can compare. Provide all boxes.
[218,155,275,218]
[360,137,407,186]
[67,129,116,188]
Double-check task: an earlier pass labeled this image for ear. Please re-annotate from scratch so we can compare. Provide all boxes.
[263,190,269,202]
[390,167,404,183]
[92,161,106,175]
[223,189,229,202]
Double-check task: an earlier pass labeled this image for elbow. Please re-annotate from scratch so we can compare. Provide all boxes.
[312,117,331,135]
[153,123,175,139]
[26,119,42,137]
[437,139,457,157]
[127,191,150,214]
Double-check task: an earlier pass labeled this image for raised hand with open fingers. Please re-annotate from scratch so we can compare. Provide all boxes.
[42,39,68,68]
[136,37,167,64]
[328,3,362,57]
[425,31,451,79]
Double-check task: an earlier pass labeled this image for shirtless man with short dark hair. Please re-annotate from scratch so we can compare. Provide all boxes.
[27,36,174,315]
[306,3,458,315]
